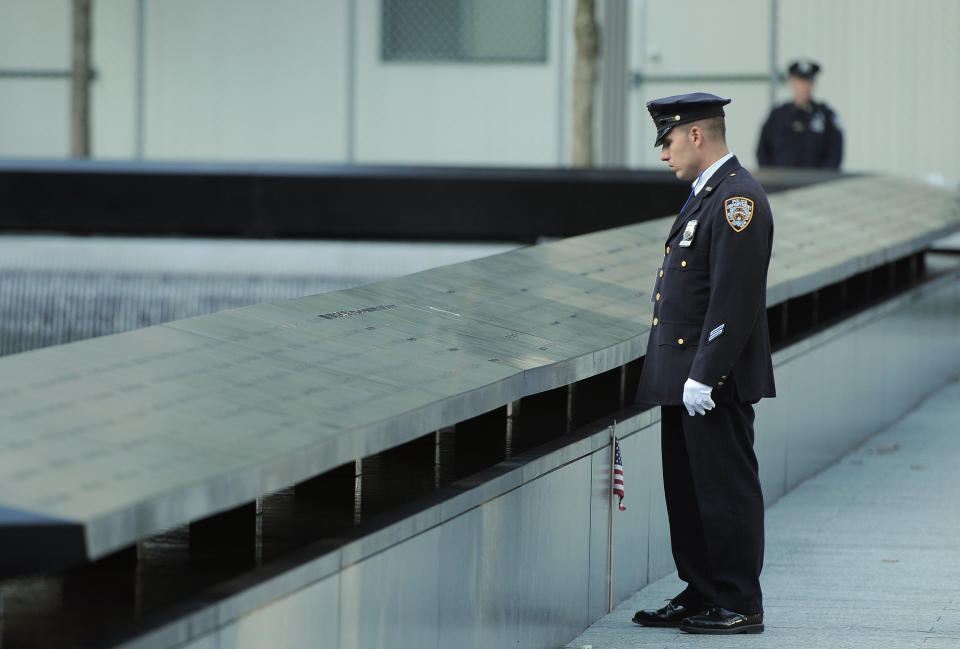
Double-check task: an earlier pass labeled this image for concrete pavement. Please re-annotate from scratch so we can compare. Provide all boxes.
[567,377,960,649]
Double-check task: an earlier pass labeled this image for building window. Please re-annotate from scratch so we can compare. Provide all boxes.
[381,0,548,63]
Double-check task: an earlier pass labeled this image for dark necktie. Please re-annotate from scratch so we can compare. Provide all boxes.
[680,170,707,212]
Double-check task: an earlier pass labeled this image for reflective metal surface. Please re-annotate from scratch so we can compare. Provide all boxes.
[756,263,960,495]
[609,427,654,605]
[0,176,956,570]
[0,236,517,356]
[587,447,614,621]
[52,262,957,649]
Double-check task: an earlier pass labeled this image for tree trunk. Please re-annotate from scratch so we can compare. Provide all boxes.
[71,0,92,157]
[572,0,599,167]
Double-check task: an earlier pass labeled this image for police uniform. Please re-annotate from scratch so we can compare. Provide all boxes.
[757,60,843,168]
[634,94,775,622]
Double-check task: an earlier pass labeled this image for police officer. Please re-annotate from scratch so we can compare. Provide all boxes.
[632,93,775,635]
[757,60,843,168]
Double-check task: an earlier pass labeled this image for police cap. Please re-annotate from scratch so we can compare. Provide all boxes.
[646,92,731,146]
[788,59,820,79]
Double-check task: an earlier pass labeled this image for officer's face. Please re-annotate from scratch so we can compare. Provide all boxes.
[789,76,814,105]
[659,126,698,182]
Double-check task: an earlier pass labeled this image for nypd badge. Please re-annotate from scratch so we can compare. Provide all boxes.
[725,197,754,232]
[678,219,698,247]
[810,111,825,133]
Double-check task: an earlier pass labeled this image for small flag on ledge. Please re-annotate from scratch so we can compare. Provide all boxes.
[613,438,626,511]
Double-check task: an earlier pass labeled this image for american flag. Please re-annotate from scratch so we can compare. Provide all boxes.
[613,438,626,511]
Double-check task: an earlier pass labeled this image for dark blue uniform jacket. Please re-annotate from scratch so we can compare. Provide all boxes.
[635,156,776,406]
[757,101,843,168]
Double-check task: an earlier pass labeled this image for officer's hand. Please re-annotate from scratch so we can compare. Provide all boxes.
[682,378,715,416]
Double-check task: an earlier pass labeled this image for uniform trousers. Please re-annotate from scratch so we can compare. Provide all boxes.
[660,402,765,615]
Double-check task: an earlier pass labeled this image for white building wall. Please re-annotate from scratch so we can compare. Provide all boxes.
[776,0,960,183]
[142,0,349,162]
[0,0,958,184]
[626,0,773,170]
[92,1,137,158]
[352,0,571,166]
[0,0,71,157]
[628,0,960,184]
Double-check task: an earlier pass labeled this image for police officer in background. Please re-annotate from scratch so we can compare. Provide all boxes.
[757,59,843,168]
[632,93,775,635]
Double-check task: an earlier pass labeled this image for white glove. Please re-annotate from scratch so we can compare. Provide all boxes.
[682,378,715,416]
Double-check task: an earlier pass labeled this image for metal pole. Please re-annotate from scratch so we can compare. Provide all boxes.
[0,69,74,79]
[135,0,146,159]
[556,0,569,165]
[769,0,779,107]
[353,458,363,524]
[345,0,357,163]
[600,0,628,167]
[71,0,92,157]
[255,496,263,567]
[607,422,616,613]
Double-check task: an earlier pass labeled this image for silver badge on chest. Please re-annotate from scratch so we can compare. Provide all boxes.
[678,219,698,247]
[810,111,825,133]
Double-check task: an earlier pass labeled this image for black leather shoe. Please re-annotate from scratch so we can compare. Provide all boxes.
[679,606,764,634]
[632,600,704,627]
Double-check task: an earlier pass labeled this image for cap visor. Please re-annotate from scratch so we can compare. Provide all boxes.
[654,127,671,147]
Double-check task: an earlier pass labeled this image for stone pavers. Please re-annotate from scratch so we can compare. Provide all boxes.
[567,378,960,649]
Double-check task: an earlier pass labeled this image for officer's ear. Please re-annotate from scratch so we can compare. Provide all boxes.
[688,125,704,147]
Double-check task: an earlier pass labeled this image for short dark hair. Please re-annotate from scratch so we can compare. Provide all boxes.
[689,116,726,143]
